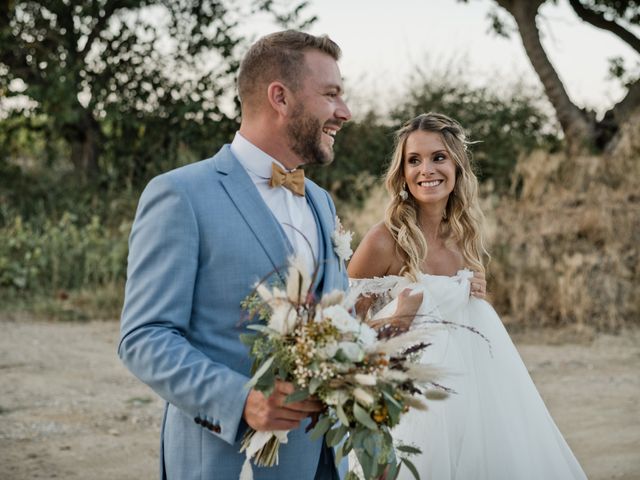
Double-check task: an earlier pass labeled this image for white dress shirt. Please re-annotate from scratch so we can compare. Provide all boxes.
[230,132,319,275]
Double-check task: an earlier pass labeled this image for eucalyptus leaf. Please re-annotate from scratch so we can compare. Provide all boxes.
[309,415,333,441]
[246,324,277,334]
[386,460,400,480]
[285,388,310,404]
[353,402,378,430]
[335,439,346,466]
[363,434,377,457]
[382,390,402,409]
[245,356,275,389]
[326,424,348,447]
[401,457,421,480]
[385,394,402,425]
[356,448,374,480]
[425,389,449,401]
[309,376,322,394]
[397,444,422,455]
[336,403,350,427]
[239,333,257,346]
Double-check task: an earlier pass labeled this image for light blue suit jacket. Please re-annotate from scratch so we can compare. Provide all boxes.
[118,145,349,479]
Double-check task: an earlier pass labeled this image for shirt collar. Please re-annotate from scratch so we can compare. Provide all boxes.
[231,132,289,179]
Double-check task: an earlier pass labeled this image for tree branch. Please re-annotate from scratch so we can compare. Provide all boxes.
[568,0,640,54]
[497,0,593,144]
[80,0,127,59]
[607,77,640,124]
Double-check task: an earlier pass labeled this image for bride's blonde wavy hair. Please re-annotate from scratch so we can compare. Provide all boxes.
[384,112,489,281]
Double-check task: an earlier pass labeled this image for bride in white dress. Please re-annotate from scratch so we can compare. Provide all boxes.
[348,113,587,480]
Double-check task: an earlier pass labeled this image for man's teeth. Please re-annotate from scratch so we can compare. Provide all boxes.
[418,180,443,187]
[322,128,336,137]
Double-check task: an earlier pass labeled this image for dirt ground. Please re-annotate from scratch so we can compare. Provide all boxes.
[0,318,639,480]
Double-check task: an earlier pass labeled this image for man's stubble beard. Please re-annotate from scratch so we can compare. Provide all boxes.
[287,104,334,167]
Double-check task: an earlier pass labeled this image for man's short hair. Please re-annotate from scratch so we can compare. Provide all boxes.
[237,30,341,109]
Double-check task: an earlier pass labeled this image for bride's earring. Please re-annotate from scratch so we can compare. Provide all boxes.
[399,183,409,201]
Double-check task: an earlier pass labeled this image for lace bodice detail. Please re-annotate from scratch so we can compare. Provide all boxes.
[349,269,474,322]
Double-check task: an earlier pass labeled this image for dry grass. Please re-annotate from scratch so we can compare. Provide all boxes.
[341,115,640,332]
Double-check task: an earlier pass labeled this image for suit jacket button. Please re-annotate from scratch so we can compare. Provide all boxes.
[194,417,202,425]
[211,424,221,433]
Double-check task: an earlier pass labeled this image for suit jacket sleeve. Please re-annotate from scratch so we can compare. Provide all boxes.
[118,174,250,445]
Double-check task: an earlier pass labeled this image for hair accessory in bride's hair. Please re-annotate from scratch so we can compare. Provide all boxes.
[399,183,409,201]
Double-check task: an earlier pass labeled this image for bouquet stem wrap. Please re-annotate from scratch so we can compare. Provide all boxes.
[239,429,289,480]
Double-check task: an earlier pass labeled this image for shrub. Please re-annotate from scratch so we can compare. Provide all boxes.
[0,212,129,293]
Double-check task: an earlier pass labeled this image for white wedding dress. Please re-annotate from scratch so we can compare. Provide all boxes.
[349,270,587,480]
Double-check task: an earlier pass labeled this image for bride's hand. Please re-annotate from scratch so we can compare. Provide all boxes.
[469,271,487,299]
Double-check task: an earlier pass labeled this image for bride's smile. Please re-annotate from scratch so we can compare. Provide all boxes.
[403,130,457,208]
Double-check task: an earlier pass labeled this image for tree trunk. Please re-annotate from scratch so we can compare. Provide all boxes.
[497,0,594,150]
[67,111,101,182]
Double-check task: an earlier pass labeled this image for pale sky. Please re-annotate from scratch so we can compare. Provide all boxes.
[251,0,638,118]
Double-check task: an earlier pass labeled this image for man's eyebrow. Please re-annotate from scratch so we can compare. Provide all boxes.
[324,83,344,93]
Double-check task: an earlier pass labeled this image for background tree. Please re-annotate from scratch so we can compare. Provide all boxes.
[316,67,559,208]
[0,0,311,185]
[463,0,640,150]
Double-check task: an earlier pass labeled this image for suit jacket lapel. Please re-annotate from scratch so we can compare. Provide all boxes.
[305,182,336,295]
[214,146,293,274]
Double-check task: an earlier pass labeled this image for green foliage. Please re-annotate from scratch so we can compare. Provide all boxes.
[0,212,129,293]
[579,0,640,24]
[306,110,393,206]
[0,0,311,186]
[0,1,562,319]
[308,72,560,202]
[391,71,560,191]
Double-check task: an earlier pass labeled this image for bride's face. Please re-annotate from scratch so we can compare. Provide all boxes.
[403,130,456,208]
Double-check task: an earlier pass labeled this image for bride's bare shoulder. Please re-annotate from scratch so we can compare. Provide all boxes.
[348,222,402,278]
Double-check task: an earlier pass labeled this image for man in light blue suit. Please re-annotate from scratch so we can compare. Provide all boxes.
[118,30,352,479]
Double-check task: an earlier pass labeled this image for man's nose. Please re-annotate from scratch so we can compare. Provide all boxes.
[335,97,351,122]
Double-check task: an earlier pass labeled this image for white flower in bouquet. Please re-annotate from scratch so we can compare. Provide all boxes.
[337,341,365,362]
[353,387,375,406]
[238,254,483,480]
[268,304,298,335]
[317,340,339,359]
[331,216,353,267]
[324,389,349,406]
[323,304,360,332]
[323,304,377,347]
[354,373,377,386]
[320,289,345,307]
[286,255,311,304]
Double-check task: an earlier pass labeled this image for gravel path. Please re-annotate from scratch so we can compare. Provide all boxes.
[0,318,638,479]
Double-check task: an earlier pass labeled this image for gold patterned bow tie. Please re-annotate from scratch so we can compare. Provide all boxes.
[269,163,305,196]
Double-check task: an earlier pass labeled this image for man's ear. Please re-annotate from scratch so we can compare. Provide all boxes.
[266,81,291,116]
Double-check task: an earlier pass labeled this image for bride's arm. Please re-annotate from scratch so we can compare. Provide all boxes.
[368,287,423,334]
[348,223,395,320]
[347,222,399,279]
[348,223,422,332]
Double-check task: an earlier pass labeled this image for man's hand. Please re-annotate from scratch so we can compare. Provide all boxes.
[243,380,323,431]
